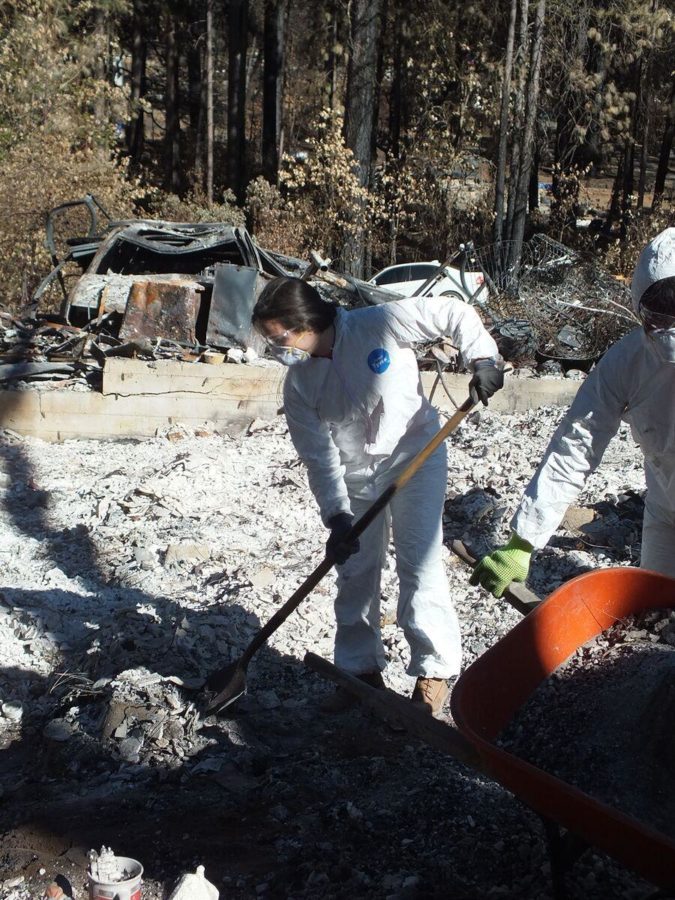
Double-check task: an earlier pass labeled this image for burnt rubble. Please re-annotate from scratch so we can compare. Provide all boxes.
[0,201,637,391]
[467,235,636,366]
[0,399,657,899]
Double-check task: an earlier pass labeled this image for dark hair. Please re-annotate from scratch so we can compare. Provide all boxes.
[640,276,675,314]
[252,276,337,333]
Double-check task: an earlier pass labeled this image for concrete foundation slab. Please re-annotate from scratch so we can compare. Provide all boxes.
[0,360,581,442]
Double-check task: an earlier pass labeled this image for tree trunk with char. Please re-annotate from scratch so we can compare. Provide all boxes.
[186,6,203,186]
[493,0,518,245]
[227,0,249,202]
[205,0,214,202]
[127,3,147,164]
[343,0,383,277]
[505,0,529,245]
[262,0,285,184]
[165,12,181,194]
[653,76,675,209]
[508,0,546,272]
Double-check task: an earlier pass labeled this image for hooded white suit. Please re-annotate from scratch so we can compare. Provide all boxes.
[283,295,498,677]
[512,228,675,576]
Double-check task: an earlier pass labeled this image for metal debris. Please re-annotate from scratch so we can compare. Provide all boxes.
[0,198,627,392]
[119,280,202,344]
[469,235,636,362]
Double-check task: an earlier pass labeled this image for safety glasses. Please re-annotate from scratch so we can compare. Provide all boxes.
[260,328,297,346]
[639,303,675,333]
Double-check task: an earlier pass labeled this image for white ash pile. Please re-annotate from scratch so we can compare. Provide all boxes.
[442,405,645,600]
[0,417,349,789]
[498,609,675,841]
[0,400,655,899]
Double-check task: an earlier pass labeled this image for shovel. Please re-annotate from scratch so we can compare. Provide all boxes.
[204,395,476,715]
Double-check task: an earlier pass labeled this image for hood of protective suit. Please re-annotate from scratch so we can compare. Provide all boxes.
[631,227,675,312]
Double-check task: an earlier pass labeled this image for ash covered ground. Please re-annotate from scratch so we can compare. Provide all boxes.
[0,396,659,899]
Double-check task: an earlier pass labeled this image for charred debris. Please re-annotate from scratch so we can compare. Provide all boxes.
[1,195,637,390]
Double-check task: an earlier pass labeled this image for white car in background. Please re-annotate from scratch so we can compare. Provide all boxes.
[368,260,487,305]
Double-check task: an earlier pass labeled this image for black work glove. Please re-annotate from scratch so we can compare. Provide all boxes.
[326,513,360,565]
[469,360,504,407]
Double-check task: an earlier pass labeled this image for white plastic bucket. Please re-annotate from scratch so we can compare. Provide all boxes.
[88,856,143,900]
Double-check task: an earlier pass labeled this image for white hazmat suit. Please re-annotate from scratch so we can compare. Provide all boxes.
[512,227,675,577]
[283,295,499,678]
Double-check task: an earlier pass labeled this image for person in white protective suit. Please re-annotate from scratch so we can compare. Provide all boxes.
[251,276,503,716]
[471,227,675,598]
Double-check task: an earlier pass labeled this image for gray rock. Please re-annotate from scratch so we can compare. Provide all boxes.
[43,718,74,742]
[256,690,281,710]
[118,737,143,763]
[165,542,211,568]
[1,701,23,722]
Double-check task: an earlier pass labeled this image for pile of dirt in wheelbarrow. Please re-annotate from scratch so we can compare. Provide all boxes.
[499,609,675,841]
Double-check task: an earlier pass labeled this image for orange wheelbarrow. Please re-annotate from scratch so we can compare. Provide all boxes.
[451,566,675,894]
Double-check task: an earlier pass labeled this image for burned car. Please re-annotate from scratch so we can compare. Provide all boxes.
[33,195,390,356]
[31,196,635,377]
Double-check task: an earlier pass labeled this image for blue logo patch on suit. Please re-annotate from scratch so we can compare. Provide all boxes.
[367,348,390,374]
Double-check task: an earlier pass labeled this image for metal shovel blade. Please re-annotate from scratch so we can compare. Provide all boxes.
[204,659,247,715]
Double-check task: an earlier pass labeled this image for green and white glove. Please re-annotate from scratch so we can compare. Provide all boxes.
[469,533,533,598]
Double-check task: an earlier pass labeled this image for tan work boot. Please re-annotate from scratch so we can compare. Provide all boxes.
[319,671,386,714]
[411,677,449,717]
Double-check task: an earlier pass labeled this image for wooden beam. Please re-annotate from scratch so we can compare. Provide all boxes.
[0,359,580,443]
[0,387,261,441]
[103,357,283,407]
[420,370,579,415]
[304,652,485,772]
[450,539,541,615]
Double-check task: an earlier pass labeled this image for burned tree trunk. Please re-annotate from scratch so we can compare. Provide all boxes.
[603,152,624,237]
[187,45,202,134]
[343,0,383,277]
[389,3,410,159]
[505,0,529,245]
[227,0,249,202]
[205,0,214,202]
[549,1,596,236]
[653,76,675,209]
[187,12,203,186]
[508,0,545,269]
[493,0,518,245]
[529,145,540,211]
[617,57,646,238]
[637,103,651,211]
[127,3,147,164]
[344,0,382,179]
[262,0,285,184]
[165,13,181,193]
